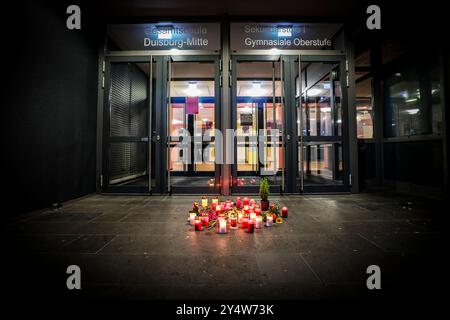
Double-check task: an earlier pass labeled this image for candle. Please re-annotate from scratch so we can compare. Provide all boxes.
[202,215,209,227]
[212,202,217,211]
[255,216,263,229]
[189,212,196,225]
[254,207,261,216]
[216,205,222,215]
[230,217,237,229]
[201,196,208,208]
[194,219,202,231]
[243,205,249,215]
[226,199,232,210]
[250,212,256,222]
[282,207,288,218]
[250,198,255,205]
[243,197,249,206]
[236,197,241,209]
[242,217,249,228]
[238,212,243,224]
[247,220,255,233]
[266,215,273,227]
[212,197,219,205]
[218,219,227,234]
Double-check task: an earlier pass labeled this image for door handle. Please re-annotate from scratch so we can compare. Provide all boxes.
[140,137,149,142]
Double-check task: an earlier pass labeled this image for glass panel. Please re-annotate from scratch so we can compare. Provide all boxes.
[168,61,216,188]
[109,142,148,186]
[295,59,345,188]
[385,73,425,137]
[107,61,150,189]
[356,77,374,139]
[302,143,343,185]
[110,62,148,137]
[235,60,283,187]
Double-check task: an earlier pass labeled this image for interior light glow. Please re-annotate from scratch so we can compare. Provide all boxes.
[405,108,420,115]
[307,88,322,97]
[405,98,417,103]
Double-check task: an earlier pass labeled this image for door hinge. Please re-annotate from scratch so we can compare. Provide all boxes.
[102,60,105,73]
[346,74,349,88]
[219,59,223,71]
[349,173,352,186]
[229,75,232,87]
[220,74,223,87]
[229,59,232,71]
[345,60,349,72]
[102,76,105,89]
[100,175,103,187]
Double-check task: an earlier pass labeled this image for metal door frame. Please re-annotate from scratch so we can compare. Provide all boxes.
[230,54,285,194]
[297,54,351,193]
[164,55,222,194]
[101,55,156,194]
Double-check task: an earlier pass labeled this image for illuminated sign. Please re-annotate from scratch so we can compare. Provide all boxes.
[107,23,221,51]
[230,23,342,50]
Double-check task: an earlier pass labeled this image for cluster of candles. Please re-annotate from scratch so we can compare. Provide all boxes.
[189,196,288,234]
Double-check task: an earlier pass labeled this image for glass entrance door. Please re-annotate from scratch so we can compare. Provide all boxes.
[167,56,220,194]
[231,56,285,193]
[295,55,350,192]
[102,57,157,193]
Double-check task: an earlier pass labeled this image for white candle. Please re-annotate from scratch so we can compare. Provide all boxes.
[255,216,263,229]
[201,197,208,208]
[266,215,273,227]
[250,212,256,222]
[189,213,196,225]
[219,218,227,234]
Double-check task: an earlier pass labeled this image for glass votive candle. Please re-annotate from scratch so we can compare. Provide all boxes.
[282,206,288,218]
[216,205,222,215]
[230,217,238,229]
[201,196,208,208]
[243,205,249,215]
[194,219,202,231]
[242,217,249,229]
[250,212,256,222]
[236,197,241,209]
[247,220,255,233]
[218,218,227,234]
[212,197,219,205]
[266,215,273,227]
[238,212,243,224]
[189,212,196,225]
[202,215,209,227]
[250,198,256,205]
[254,207,261,216]
[255,216,263,229]
[243,197,249,206]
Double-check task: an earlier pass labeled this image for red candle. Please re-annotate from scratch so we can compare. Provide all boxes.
[243,205,249,215]
[250,198,255,205]
[202,215,209,226]
[243,197,249,206]
[254,207,261,216]
[216,205,222,215]
[230,217,237,229]
[282,206,288,218]
[247,220,255,233]
[242,217,249,228]
[194,219,202,231]
[236,197,241,209]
